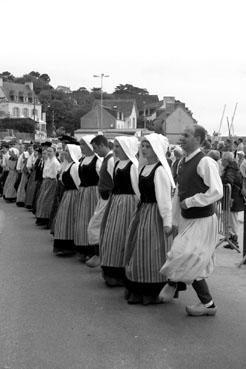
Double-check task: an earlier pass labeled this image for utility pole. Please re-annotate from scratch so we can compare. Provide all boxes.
[218,104,226,134]
[93,73,109,130]
[230,103,238,136]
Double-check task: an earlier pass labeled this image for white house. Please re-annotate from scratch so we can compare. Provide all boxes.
[0,78,43,121]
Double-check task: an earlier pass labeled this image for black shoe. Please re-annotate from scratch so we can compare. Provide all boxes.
[142,295,163,305]
[127,293,142,304]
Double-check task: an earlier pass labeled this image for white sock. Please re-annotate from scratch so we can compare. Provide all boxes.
[205,300,214,308]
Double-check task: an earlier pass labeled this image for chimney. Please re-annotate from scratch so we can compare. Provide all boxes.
[25,82,34,91]
[0,77,3,87]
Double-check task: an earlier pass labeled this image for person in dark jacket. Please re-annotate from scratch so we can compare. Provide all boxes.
[221,152,244,249]
[171,147,183,184]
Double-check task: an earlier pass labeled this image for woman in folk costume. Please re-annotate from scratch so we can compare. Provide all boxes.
[49,150,67,233]
[36,146,61,226]
[32,148,46,214]
[100,136,140,287]
[124,133,175,305]
[53,144,82,256]
[25,146,40,209]
[16,145,33,207]
[74,135,102,261]
[3,148,19,202]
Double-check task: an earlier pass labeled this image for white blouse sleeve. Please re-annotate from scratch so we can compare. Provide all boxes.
[154,166,172,228]
[70,163,80,189]
[185,156,223,208]
[240,160,246,178]
[130,164,140,199]
[172,186,181,227]
[96,157,102,175]
[107,156,115,179]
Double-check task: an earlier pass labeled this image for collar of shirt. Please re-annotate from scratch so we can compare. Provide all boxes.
[105,150,113,159]
[184,148,201,162]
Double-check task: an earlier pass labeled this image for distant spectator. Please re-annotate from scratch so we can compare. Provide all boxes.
[171,147,183,184]
[224,138,233,152]
[207,150,222,175]
[237,151,245,168]
[166,151,172,167]
[221,152,244,249]
[237,138,244,152]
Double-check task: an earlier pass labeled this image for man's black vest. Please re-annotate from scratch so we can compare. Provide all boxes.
[178,151,214,219]
[98,153,114,199]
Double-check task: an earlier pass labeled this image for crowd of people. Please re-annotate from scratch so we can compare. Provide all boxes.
[0,125,244,316]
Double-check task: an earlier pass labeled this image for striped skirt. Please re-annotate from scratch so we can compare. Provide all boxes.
[36,178,57,219]
[25,170,37,207]
[49,180,65,233]
[100,194,138,268]
[74,186,99,246]
[16,172,29,204]
[54,189,78,240]
[124,203,171,284]
[3,170,18,200]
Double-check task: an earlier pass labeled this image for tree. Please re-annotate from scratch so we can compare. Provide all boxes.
[29,71,40,78]
[39,73,51,84]
[0,71,14,81]
[114,84,149,96]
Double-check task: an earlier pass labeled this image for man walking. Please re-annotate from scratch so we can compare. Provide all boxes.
[86,135,114,268]
[160,125,223,316]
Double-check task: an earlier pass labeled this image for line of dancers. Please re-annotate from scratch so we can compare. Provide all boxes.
[0,125,224,316]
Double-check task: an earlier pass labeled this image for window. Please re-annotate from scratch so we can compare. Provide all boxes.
[133,117,136,127]
[19,92,24,103]
[13,107,20,117]
[23,108,29,117]
[28,94,33,103]
[9,90,15,101]
[32,109,38,118]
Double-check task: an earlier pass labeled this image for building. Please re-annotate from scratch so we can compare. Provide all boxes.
[0,78,43,121]
[140,96,197,144]
[74,99,138,139]
[0,78,47,141]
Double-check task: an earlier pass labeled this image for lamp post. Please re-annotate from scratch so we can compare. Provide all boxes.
[93,73,109,130]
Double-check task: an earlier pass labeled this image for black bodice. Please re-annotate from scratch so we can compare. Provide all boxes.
[139,162,162,203]
[112,161,135,195]
[79,156,99,187]
[62,163,77,190]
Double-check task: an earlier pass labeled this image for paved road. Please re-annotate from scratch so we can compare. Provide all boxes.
[0,199,246,369]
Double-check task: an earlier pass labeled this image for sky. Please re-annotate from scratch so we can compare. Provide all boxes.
[1,0,245,135]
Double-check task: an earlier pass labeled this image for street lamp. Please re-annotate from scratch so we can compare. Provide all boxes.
[93,73,109,130]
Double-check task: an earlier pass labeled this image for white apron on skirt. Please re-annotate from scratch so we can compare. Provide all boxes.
[54,189,78,240]
[124,203,171,284]
[160,214,218,284]
[87,197,108,245]
[74,186,99,246]
[100,194,138,267]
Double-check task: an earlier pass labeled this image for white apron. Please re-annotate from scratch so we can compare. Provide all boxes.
[160,214,218,284]
[87,197,108,244]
